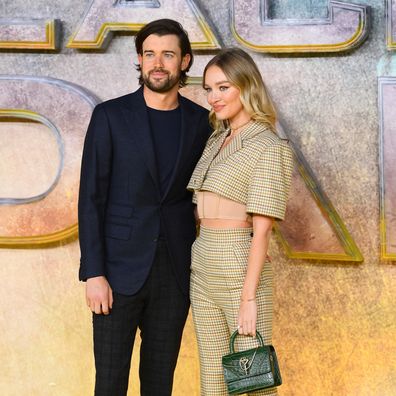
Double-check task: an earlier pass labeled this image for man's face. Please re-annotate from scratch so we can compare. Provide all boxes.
[138,34,191,93]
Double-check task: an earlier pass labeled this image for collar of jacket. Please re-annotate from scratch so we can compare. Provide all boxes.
[208,121,272,165]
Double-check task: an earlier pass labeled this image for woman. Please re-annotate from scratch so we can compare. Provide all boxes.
[187,48,294,395]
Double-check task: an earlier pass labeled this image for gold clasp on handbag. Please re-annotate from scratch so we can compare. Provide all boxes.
[239,357,250,375]
[239,347,258,375]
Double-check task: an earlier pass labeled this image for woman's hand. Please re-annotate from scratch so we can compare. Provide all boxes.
[238,214,273,336]
[237,299,257,336]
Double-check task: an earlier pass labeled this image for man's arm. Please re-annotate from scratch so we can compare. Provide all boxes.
[78,104,113,314]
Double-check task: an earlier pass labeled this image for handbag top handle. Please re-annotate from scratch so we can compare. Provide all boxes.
[229,330,264,353]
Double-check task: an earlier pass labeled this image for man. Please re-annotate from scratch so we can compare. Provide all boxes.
[78,19,210,396]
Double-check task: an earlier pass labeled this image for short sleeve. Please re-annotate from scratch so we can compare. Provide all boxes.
[246,141,294,220]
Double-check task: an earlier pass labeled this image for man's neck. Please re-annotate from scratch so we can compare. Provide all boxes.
[143,85,180,110]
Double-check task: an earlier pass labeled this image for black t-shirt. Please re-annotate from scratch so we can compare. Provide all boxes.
[147,105,182,197]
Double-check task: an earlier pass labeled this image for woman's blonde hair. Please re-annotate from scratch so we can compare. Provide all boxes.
[203,47,277,132]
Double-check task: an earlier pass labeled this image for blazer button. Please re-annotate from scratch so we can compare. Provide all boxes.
[153,238,158,242]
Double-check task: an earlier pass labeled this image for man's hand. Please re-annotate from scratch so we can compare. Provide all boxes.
[86,276,113,315]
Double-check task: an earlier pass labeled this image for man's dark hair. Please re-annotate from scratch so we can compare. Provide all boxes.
[135,19,193,87]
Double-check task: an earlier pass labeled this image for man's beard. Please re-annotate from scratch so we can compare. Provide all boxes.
[142,68,181,93]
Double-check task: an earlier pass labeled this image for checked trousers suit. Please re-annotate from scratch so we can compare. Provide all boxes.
[187,121,294,395]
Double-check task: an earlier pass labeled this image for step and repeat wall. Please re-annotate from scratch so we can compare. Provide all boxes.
[0,0,395,395]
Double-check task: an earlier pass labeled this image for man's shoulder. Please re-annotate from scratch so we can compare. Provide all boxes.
[95,88,142,112]
[94,89,209,117]
[179,95,209,115]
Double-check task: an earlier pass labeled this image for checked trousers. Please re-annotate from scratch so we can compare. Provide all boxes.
[190,226,278,396]
[92,240,190,396]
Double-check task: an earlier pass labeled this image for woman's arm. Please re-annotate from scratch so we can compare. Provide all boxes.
[238,214,274,336]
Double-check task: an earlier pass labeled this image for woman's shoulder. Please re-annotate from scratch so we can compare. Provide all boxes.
[247,123,287,148]
[244,124,293,166]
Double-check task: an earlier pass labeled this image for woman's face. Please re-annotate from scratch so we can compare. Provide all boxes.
[203,65,249,124]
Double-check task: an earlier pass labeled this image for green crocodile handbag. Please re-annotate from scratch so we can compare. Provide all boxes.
[222,330,282,395]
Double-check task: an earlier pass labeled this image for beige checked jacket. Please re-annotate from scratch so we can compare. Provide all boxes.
[187,121,294,220]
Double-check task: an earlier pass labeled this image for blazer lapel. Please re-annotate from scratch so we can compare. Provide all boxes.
[211,122,261,167]
[197,131,228,182]
[120,88,160,191]
[211,132,242,166]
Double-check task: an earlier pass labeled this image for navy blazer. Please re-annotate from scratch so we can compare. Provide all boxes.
[78,86,210,295]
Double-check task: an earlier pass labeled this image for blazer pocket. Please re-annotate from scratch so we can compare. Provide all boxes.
[104,222,132,240]
[106,203,134,218]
